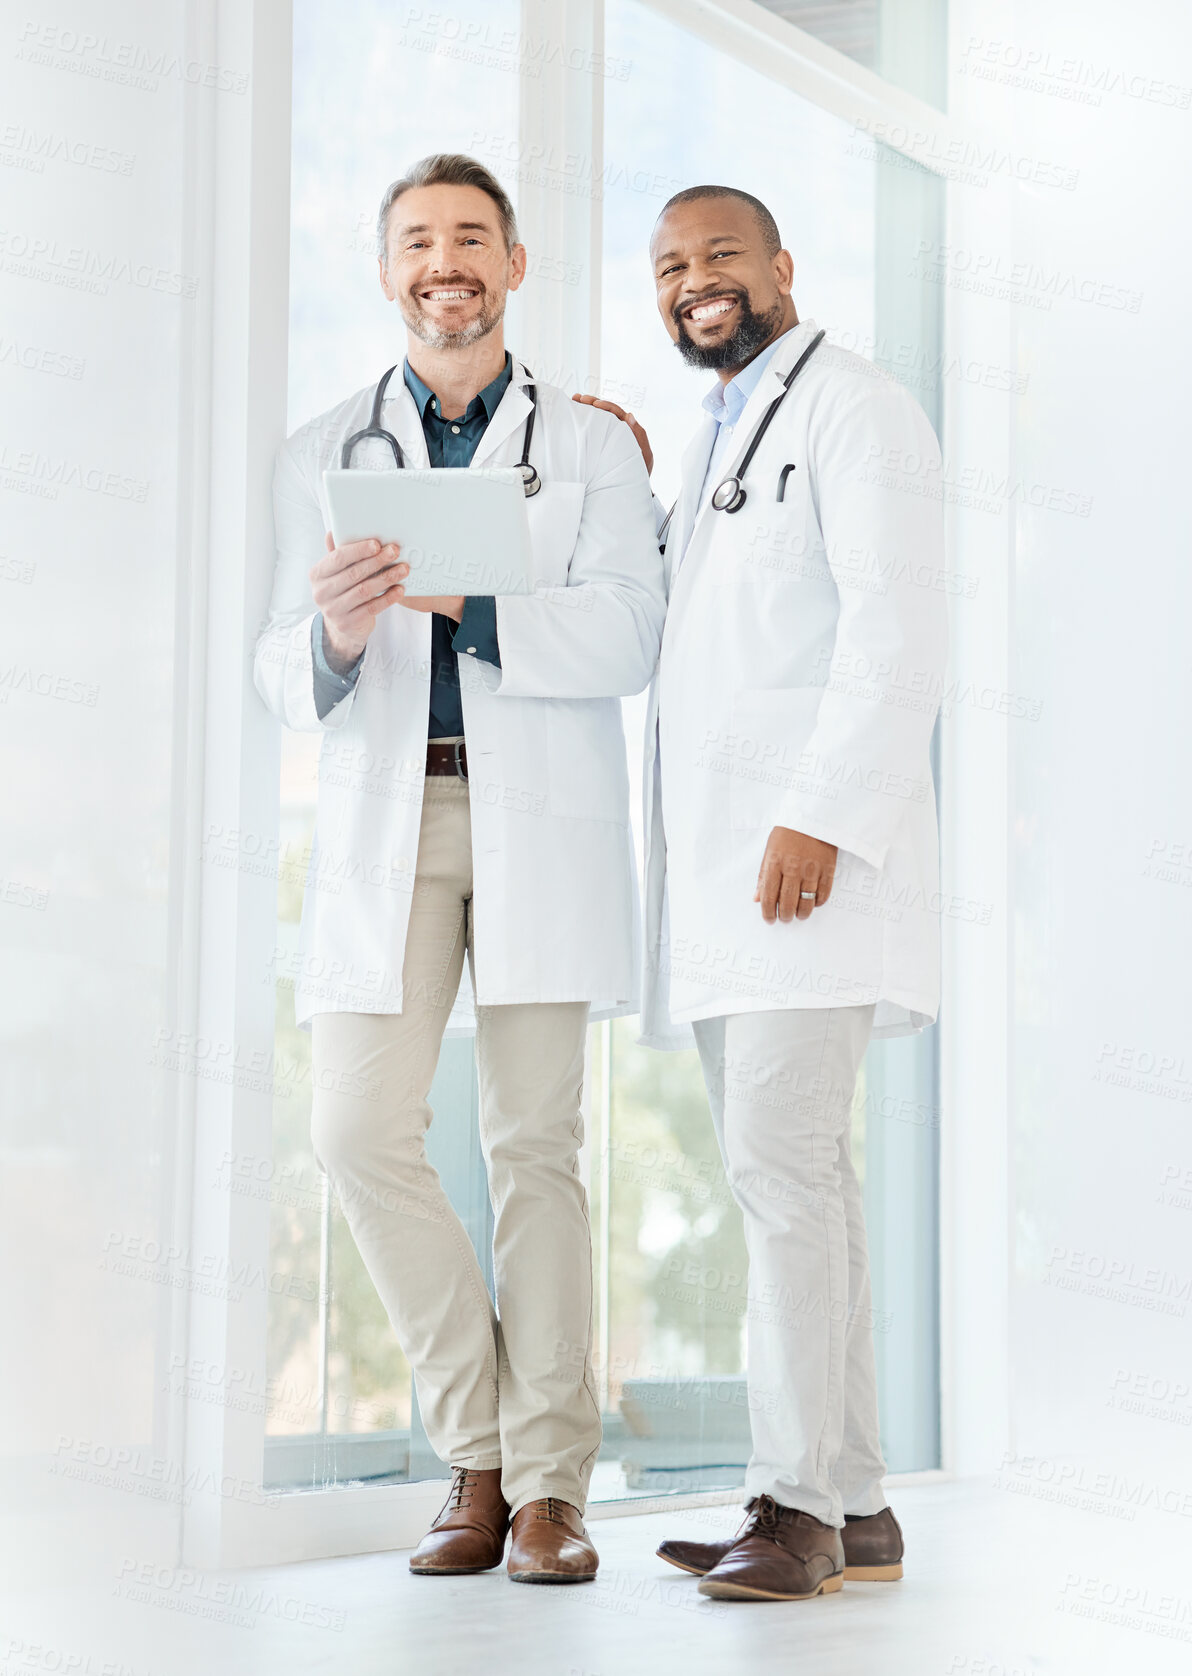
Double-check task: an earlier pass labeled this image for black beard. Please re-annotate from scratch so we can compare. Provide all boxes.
[674,291,785,371]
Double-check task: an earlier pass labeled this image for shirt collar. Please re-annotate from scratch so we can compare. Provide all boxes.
[402,352,513,424]
[700,327,796,428]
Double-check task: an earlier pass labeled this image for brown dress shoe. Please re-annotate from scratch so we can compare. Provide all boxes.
[658,1502,903,1582]
[507,1497,599,1584]
[696,1495,844,1602]
[409,1467,510,1575]
[840,1507,904,1580]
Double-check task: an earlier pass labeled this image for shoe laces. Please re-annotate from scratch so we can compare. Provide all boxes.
[444,1467,474,1514]
[535,1496,567,1525]
[743,1494,785,1537]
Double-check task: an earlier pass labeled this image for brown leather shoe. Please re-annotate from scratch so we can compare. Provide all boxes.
[840,1506,904,1580]
[659,1502,903,1582]
[409,1467,510,1575]
[507,1497,599,1584]
[696,1495,844,1602]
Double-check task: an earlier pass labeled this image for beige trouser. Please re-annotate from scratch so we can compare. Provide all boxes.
[310,775,600,1516]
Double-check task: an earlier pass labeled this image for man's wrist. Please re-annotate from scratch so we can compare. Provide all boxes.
[321,621,364,676]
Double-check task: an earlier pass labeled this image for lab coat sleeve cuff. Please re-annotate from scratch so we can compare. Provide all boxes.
[451,596,501,668]
[773,796,889,874]
[311,613,364,720]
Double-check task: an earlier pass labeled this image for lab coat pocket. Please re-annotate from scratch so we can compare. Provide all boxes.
[545,698,630,824]
[725,686,825,832]
[525,482,585,586]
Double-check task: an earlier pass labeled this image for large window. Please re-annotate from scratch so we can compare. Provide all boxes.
[263,0,943,1506]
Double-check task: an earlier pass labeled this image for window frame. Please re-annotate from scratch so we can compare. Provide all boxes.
[180,0,969,1569]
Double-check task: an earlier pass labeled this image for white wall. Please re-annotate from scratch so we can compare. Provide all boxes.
[945,0,1192,1510]
[0,0,197,1577]
[0,0,292,1609]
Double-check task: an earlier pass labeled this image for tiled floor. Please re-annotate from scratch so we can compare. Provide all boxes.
[11,1477,1192,1674]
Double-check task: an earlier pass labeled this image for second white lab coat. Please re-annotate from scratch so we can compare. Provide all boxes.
[640,320,949,1048]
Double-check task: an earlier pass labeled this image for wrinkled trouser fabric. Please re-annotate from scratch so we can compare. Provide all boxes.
[311,776,600,1516]
[692,1003,887,1527]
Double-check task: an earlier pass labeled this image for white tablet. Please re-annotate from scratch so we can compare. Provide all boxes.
[323,466,536,596]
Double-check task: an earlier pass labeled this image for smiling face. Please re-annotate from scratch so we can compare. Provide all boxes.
[651,196,796,373]
[379,182,526,351]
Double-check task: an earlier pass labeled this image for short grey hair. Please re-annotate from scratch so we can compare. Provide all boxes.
[376,153,519,260]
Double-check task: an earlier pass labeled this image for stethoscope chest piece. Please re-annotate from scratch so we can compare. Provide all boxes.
[710,328,826,518]
[519,461,543,497]
[711,476,747,514]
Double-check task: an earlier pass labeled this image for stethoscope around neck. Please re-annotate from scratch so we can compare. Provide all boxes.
[340,361,542,496]
[657,328,825,550]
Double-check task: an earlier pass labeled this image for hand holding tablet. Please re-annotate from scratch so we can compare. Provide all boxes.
[323,465,537,597]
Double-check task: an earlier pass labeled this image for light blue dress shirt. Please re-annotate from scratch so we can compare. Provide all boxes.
[694,327,795,524]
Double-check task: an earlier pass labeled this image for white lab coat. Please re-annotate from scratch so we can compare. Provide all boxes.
[255,358,666,1030]
[640,319,949,1049]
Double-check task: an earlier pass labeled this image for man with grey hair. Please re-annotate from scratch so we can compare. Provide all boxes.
[255,154,665,1584]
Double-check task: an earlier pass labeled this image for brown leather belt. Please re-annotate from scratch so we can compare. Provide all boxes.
[426,739,468,780]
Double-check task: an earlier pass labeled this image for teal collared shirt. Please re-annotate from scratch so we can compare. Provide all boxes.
[311,354,509,730]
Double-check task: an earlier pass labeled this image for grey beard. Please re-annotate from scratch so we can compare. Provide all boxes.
[675,295,784,371]
[402,295,503,351]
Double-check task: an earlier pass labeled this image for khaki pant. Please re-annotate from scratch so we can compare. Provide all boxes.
[692,1003,886,1527]
[311,776,600,1515]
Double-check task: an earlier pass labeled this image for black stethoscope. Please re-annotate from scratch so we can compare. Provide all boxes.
[340,361,542,496]
[657,328,825,550]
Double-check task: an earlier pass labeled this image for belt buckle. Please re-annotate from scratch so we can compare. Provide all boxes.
[453,740,467,782]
